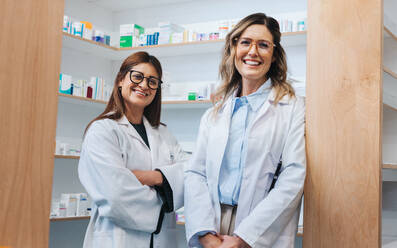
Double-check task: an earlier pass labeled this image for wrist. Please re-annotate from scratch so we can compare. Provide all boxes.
[199,233,219,245]
[153,170,163,186]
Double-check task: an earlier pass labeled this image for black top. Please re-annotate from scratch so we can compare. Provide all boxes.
[130,122,150,149]
[129,122,173,248]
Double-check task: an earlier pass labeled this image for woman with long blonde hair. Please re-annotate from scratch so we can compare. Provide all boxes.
[184,13,305,248]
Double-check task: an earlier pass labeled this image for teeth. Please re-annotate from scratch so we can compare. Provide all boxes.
[132,89,147,96]
[244,60,260,65]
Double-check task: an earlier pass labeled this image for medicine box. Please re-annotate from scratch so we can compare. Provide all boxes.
[59,73,73,95]
[120,24,145,47]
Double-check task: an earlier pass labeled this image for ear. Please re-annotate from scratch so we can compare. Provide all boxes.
[271,55,276,63]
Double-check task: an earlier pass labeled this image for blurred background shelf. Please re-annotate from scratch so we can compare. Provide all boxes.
[55,155,80,159]
[50,216,90,222]
[62,31,307,59]
[58,93,212,109]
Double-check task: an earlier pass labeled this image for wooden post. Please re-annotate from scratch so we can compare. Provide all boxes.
[304,0,383,247]
[0,0,64,247]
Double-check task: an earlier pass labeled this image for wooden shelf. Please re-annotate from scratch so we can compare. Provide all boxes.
[54,155,80,159]
[383,67,397,111]
[58,93,212,109]
[384,66,397,80]
[384,164,397,170]
[58,93,107,104]
[385,26,397,43]
[50,216,90,222]
[62,31,307,59]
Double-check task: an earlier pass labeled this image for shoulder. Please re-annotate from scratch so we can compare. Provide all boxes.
[279,94,305,110]
[292,95,305,111]
[201,97,233,124]
[85,118,120,140]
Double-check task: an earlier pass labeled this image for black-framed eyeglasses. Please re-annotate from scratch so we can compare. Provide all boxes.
[129,70,162,90]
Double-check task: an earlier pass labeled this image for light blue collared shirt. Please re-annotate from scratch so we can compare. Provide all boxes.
[218,81,270,205]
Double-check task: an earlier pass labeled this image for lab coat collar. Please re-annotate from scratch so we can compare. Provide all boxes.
[267,87,292,105]
[116,115,155,150]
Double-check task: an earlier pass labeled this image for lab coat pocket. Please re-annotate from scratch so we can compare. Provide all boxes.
[249,151,278,211]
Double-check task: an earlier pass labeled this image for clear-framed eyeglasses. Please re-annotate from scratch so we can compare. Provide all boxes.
[129,70,162,90]
[235,37,276,54]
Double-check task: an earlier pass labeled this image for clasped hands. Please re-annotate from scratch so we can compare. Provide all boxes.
[199,233,250,248]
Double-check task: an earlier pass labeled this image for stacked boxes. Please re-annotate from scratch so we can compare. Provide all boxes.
[119,24,145,48]
[158,22,184,45]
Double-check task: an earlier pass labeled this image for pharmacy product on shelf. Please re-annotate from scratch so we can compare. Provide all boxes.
[63,15,111,45]
[59,73,111,101]
[119,24,145,48]
[59,73,73,95]
[55,139,82,156]
[162,81,218,101]
[51,193,91,218]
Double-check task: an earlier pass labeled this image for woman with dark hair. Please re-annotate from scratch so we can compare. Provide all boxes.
[79,52,186,248]
[184,13,306,248]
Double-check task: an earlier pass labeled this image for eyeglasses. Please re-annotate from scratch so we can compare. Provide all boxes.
[235,37,276,53]
[129,70,162,90]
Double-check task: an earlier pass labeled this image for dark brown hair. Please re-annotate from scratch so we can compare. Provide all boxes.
[214,12,295,114]
[85,51,163,134]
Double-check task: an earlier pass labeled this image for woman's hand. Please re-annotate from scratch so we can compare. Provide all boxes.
[131,170,163,186]
[218,235,250,248]
[199,233,223,248]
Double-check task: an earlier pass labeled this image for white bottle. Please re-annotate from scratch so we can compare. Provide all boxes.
[58,202,67,217]
[77,193,89,216]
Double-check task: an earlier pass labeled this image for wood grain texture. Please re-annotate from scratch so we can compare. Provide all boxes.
[304,1,382,247]
[0,0,64,247]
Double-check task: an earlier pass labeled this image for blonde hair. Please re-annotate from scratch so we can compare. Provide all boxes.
[214,13,295,114]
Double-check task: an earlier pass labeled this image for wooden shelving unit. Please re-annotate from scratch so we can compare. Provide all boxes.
[50,216,90,222]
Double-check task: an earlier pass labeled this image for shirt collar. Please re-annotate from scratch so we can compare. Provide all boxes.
[233,78,271,112]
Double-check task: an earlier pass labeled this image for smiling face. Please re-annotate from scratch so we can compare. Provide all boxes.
[118,63,159,111]
[234,24,275,91]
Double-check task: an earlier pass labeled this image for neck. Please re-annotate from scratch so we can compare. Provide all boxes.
[124,103,144,124]
[240,78,267,96]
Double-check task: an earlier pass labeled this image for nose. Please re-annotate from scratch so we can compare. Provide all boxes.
[248,42,258,56]
[138,78,150,89]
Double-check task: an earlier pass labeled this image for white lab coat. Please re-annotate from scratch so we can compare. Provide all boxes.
[184,89,306,248]
[78,115,186,248]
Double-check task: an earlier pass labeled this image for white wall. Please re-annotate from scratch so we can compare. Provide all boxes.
[113,0,307,29]
[64,0,114,33]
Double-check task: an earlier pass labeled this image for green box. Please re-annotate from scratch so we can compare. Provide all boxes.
[119,24,145,47]
[188,92,197,101]
[120,36,133,48]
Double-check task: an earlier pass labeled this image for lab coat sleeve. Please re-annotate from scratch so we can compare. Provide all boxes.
[184,110,218,247]
[234,97,306,247]
[78,120,162,233]
[155,129,187,211]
